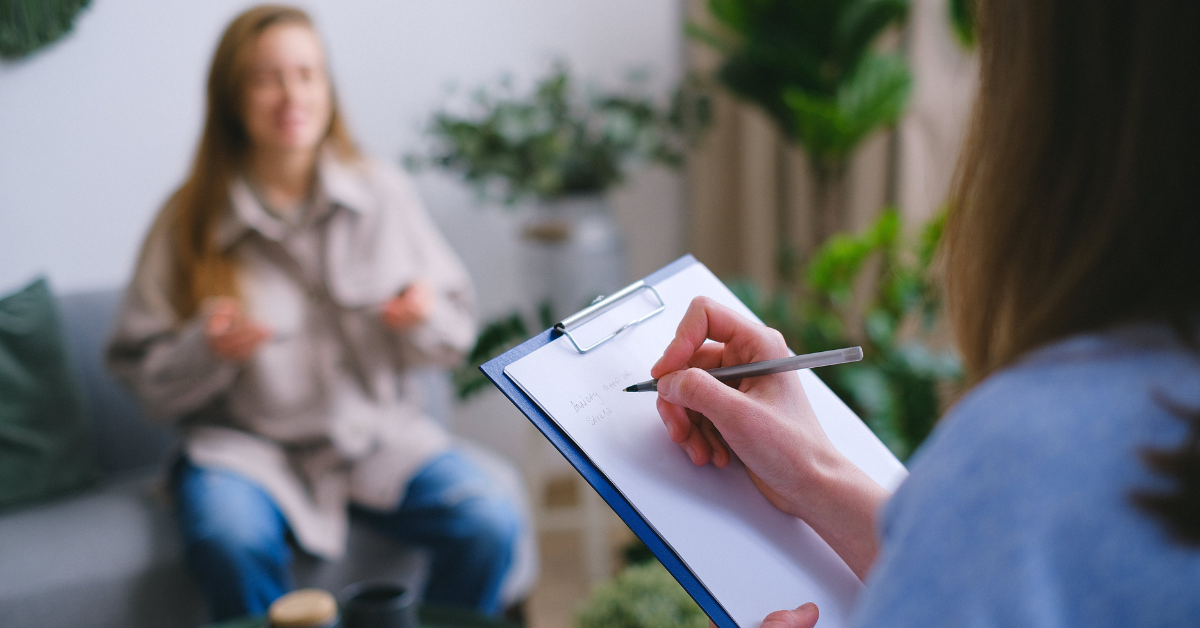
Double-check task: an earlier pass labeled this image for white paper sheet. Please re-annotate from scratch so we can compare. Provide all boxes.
[505,262,907,628]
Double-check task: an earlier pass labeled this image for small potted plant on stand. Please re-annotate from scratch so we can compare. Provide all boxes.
[416,64,685,326]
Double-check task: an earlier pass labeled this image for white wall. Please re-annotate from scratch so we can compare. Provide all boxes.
[0,0,685,318]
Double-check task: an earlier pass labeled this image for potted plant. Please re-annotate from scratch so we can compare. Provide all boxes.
[416,64,686,323]
[689,0,911,249]
[576,560,708,628]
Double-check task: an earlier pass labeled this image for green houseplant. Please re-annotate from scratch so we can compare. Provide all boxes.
[0,0,91,59]
[689,0,912,242]
[418,64,684,204]
[576,561,708,628]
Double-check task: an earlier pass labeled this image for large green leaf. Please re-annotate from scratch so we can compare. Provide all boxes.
[690,0,910,146]
[949,0,976,48]
[833,0,909,74]
[0,0,91,59]
[784,53,911,166]
[453,313,529,400]
[805,207,899,302]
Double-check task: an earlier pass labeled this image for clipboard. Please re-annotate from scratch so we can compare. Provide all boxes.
[480,254,902,628]
[481,254,742,624]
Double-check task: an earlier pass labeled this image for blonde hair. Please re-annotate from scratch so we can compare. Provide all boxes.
[152,4,359,319]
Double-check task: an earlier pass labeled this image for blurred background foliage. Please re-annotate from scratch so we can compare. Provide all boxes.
[412,64,689,204]
[731,209,960,460]
[948,0,976,48]
[680,0,961,461]
[454,302,556,401]
[688,0,911,175]
[0,0,91,59]
[575,561,707,628]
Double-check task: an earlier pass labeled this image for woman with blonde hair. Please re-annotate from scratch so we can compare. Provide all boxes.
[107,5,518,621]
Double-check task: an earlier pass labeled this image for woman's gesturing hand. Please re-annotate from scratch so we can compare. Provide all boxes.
[205,297,272,363]
[382,280,433,331]
[652,296,889,580]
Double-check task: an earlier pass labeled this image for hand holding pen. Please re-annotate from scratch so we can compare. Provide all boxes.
[626,347,862,392]
[651,296,886,580]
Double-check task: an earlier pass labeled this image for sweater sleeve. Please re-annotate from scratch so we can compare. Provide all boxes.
[105,217,239,422]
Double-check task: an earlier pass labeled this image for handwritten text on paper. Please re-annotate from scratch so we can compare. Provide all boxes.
[569,370,635,425]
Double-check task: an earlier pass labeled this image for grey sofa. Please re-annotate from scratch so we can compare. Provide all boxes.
[0,288,536,627]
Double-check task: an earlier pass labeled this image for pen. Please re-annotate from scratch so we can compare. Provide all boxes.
[623,346,864,393]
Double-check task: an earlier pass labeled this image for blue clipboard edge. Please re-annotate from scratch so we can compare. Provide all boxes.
[479,254,739,628]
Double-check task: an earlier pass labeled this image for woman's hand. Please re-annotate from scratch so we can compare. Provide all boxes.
[652,296,889,579]
[205,297,271,363]
[762,603,819,628]
[382,280,433,331]
[708,603,818,628]
[652,296,838,515]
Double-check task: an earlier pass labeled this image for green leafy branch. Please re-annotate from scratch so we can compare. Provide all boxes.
[784,53,910,174]
[454,302,556,400]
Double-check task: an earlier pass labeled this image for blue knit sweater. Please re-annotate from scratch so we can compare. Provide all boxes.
[854,324,1200,627]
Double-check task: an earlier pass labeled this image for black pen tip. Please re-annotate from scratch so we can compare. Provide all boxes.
[623,385,635,392]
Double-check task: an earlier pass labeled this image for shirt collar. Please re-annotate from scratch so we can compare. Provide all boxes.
[318,151,376,216]
[216,151,375,250]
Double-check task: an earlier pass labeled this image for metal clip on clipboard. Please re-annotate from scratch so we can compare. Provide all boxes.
[554,280,666,354]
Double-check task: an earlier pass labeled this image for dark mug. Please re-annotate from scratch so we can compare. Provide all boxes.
[339,581,418,628]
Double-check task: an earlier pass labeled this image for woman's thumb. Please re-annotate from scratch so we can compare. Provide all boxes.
[657,368,747,427]
[761,603,818,628]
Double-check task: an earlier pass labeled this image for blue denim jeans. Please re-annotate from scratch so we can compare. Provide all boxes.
[173,450,520,622]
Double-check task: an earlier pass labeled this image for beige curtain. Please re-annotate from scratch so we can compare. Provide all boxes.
[684,0,978,286]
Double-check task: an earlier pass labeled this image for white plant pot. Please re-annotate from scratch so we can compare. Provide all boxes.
[520,195,627,323]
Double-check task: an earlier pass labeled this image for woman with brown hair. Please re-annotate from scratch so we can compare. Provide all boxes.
[655,0,1200,625]
[107,5,518,621]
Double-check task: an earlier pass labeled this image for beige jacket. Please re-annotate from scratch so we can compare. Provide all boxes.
[107,155,475,559]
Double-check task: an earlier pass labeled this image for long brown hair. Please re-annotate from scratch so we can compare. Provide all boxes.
[946,1,1200,541]
[154,5,358,319]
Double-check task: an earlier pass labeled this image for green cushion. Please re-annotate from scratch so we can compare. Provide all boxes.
[0,277,97,509]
